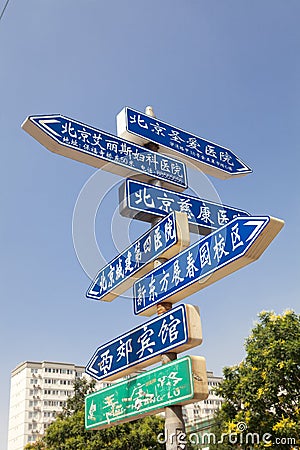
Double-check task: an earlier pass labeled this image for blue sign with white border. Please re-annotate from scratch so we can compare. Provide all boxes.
[117,107,252,180]
[119,178,250,235]
[86,211,189,302]
[22,114,188,191]
[133,216,284,316]
[85,304,201,381]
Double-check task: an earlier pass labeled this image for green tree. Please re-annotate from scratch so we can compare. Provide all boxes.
[210,310,300,449]
[24,442,45,450]
[25,378,165,450]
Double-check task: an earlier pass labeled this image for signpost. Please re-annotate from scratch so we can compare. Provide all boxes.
[86,304,202,381]
[22,114,188,191]
[85,355,208,431]
[133,216,284,316]
[23,105,284,450]
[119,178,250,235]
[86,211,189,302]
[117,107,252,180]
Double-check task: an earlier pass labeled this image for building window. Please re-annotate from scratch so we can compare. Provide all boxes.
[29,400,38,407]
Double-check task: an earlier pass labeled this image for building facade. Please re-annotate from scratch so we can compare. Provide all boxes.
[183,370,223,426]
[7,361,88,450]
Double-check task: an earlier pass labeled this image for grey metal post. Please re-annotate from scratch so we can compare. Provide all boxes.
[156,285,186,450]
[144,106,186,450]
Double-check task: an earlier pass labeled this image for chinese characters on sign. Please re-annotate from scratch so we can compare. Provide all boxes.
[86,212,189,302]
[85,356,208,430]
[117,107,252,180]
[133,216,284,316]
[119,178,250,235]
[85,304,201,381]
[22,114,188,191]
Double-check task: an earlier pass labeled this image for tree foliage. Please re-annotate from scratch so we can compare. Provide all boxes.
[210,310,300,449]
[25,377,165,450]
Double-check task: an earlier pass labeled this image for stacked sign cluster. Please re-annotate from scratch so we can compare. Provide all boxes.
[22,107,284,432]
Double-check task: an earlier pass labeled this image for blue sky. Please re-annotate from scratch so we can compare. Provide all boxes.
[1,1,299,448]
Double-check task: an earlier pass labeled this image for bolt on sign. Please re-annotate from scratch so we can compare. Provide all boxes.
[85,304,202,382]
[85,355,208,431]
[86,211,189,302]
[133,216,284,316]
[22,114,188,191]
[119,178,250,235]
[117,106,252,180]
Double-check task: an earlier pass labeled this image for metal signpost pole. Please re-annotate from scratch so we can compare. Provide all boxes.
[145,107,186,450]
[157,299,186,450]
[153,207,186,450]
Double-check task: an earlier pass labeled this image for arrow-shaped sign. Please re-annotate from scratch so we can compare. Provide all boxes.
[22,114,188,191]
[86,304,202,382]
[133,216,284,316]
[117,107,252,180]
[86,211,189,302]
[119,178,250,235]
[85,355,208,431]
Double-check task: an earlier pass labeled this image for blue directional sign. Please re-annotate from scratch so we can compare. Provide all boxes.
[119,178,250,235]
[85,304,201,382]
[86,211,189,302]
[22,114,187,191]
[117,107,252,180]
[133,216,284,316]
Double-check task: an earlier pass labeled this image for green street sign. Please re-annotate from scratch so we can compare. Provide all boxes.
[85,355,208,430]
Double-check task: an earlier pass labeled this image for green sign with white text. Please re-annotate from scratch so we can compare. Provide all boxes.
[85,356,196,430]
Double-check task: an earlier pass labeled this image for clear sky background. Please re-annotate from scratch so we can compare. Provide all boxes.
[0,1,299,448]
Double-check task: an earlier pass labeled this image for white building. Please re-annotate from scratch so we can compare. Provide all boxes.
[7,361,96,450]
[183,370,223,425]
